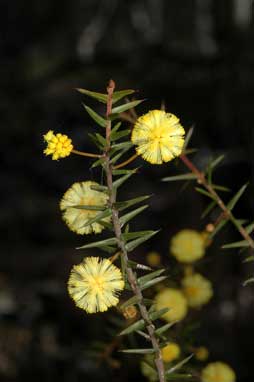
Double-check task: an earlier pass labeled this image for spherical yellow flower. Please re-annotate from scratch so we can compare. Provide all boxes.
[195,347,209,361]
[43,130,73,160]
[161,343,181,363]
[131,110,185,164]
[182,273,213,308]
[146,251,161,267]
[68,257,124,314]
[60,181,109,235]
[201,362,236,382]
[170,229,206,263]
[122,305,138,320]
[155,288,187,322]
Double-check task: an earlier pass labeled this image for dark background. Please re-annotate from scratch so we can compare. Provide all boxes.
[1,0,254,381]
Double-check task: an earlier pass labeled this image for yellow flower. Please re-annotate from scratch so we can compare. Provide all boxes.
[182,273,213,308]
[60,181,109,235]
[43,130,73,160]
[68,257,124,314]
[170,229,206,263]
[161,343,180,363]
[201,362,236,382]
[131,110,185,164]
[122,305,138,320]
[155,288,187,322]
[146,251,161,267]
[195,347,209,361]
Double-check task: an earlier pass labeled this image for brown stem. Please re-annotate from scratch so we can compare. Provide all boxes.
[103,80,165,382]
[180,154,254,249]
[113,153,139,170]
[71,149,101,158]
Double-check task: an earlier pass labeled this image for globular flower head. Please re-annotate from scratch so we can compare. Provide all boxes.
[182,273,213,308]
[161,343,181,363]
[195,346,209,361]
[146,251,161,267]
[201,362,236,382]
[60,181,109,235]
[155,288,187,322]
[43,130,73,160]
[170,229,206,263]
[131,110,185,164]
[68,257,124,314]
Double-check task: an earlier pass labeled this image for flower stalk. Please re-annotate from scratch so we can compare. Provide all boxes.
[103,80,166,382]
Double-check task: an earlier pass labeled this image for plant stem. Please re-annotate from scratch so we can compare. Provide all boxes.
[113,153,139,169]
[72,149,101,158]
[180,154,254,249]
[103,80,165,382]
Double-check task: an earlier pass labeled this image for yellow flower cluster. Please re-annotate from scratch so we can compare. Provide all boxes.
[161,343,180,363]
[68,257,124,313]
[201,362,236,382]
[182,273,213,308]
[60,181,109,235]
[195,347,209,361]
[170,229,206,263]
[43,130,73,160]
[155,288,187,322]
[131,110,185,164]
[146,251,161,267]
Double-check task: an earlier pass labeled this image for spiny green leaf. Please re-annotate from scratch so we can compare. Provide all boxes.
[111,121,122,133]
[111,129,130,141]
[112,89,135,104]
[162,173,197,182]
[120,348,155,354]
[111,99,144,114]
[112,169,136,175]
[127,260,152,271]
[212,184,231,192]
[111,141,133,152]
[76,88,108,103]
[201,200,217,219]
[209,154,225,170]
[79,208,112,228]
[90,184,108,193]
[120,205,148,226]
[209,218,228,239]
[77,237,117,250]
[90,157,105,169]
[122,230,154,241]
[166,355,194,375]
[110,145,133,164]
[115,195,151,210]
[222,240,249,249]
[88,132,103,149]
[140,275,168,291]
[245,221,254,234]
[83,104,107,128]
[195,187,215,200]
[95,133,107,147]
[155,321,178,335]
[112,170,137,189]
[183,126,194,150]
[243,277,254,286]
[126,230,159,252]
[72,205,106,211]
[227,183,248,211]
[118,318,145,335]
[138,269,165,286]
[120,295,140,310]
[243,255,254,263]
[149,307,170,321]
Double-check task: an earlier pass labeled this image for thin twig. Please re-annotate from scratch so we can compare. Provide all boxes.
[103,80,166,382]
[113,153,139,169]
[180,154,254,249]
[72,149,102,158]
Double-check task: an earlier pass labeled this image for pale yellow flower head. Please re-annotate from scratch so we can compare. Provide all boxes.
[182,273,213,308]
[60,181,109,235]
[68,257,124,314]
[195,346,209,361]
[170,229,206,263]
[146,251,161,267]
[131,110,185,164]
[155,288,187,322]
[161,343,181,363]
[43,130,73,160]
[201,362,236,382]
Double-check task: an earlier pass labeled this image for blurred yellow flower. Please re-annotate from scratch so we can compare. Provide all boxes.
[60,181,109,235]
[122,305,138,320]
[131,110,185,164]
[146,251,161,267]
[155,288,187,322]
[43,130,73,160]
[161,343,180,363]
[182,273,213,308]
[195,346,209,361]
[201,362,236,382]
[68,257,124,314]
[170,229,206,263]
